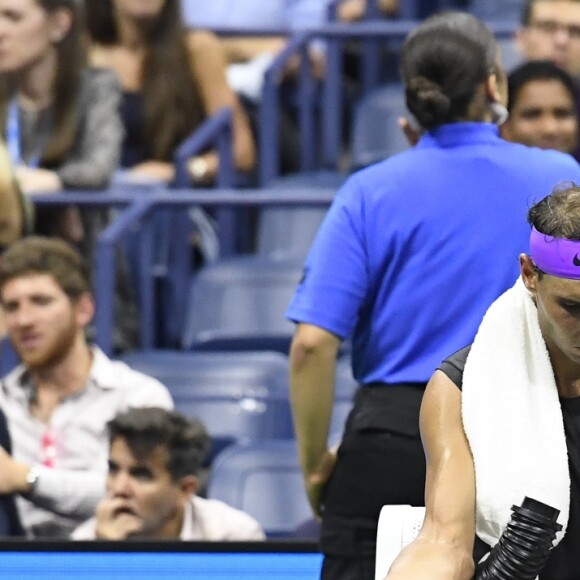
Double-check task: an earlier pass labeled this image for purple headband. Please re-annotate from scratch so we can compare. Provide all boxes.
[530,227,580,279]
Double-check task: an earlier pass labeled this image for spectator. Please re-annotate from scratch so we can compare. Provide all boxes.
[502,59,579,154]
[72,407,265,541]
[386,184,580,579]
[86,0,255,186]
[0,0,122,240]
[286,12,580,580]
[516,0,580,78]
[0,236,173,538]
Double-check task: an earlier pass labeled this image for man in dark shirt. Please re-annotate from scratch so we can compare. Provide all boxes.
[387,183,580,580]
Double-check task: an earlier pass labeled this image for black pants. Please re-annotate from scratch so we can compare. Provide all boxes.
[320,384,426,580]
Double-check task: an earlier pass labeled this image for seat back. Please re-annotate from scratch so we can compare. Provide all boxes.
[208,440,312,538]
[181,256,303,353]
[496,37,523,73]
[255,176,341,261]
[257,206,328,260]
[119,350,293,458]
[374,504,426,579]
[351,83,409,171]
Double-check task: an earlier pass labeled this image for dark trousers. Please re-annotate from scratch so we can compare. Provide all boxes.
[320,384,427,580]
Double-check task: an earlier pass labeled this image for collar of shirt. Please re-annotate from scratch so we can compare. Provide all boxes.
[418,122,501,149]
[180,498,196,540]
[2,345,125,404]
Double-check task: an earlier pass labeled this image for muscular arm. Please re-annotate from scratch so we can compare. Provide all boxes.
[187,31,256,174]
[386,370,476,579]
[289,323,341,515]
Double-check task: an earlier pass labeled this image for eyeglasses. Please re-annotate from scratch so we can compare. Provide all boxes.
[529,19,580,40]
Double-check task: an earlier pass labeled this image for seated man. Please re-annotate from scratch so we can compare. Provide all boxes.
[0,237,173,538]
[387,182,580,578]
[501,60,579,155]
[72,407,265,541]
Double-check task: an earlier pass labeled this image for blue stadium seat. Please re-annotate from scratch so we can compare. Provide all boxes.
[497,37,523,73]
[181,256,304,353]
[118,350,293,459]
[207,440,312,538]
[351,83,409,171]
[255,174,340,260]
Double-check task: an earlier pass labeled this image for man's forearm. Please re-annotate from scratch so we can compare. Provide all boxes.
[386,537,475,580]
[28,466,106,519]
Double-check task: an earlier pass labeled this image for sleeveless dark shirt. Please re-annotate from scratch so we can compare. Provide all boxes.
[120,91,146,168]
[440,346,580,579]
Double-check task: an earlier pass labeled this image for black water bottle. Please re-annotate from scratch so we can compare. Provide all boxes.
[474,497,562,580]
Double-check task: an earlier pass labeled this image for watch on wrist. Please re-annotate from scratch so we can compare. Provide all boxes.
[25,466,40,494]
[188,156,209,183]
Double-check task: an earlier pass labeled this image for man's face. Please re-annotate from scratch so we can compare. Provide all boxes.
[105,437,188,539]
[502,78,578,153]
[533,272,580,367]
[1,273,89,369]
[518,1,580,77]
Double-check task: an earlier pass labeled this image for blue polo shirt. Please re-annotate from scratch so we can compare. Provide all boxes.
[287,123,580,385]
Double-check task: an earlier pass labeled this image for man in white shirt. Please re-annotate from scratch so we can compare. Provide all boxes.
[72,407,265,541]
[0,236,173,537]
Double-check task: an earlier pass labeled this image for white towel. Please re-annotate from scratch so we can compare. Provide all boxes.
[462,277,569,548]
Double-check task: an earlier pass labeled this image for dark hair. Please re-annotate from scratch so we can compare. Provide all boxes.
[86,0,204,161]
[528,182,580,239]
[0,0,86,168]
[400,11,497,130]
[0,235,91,298]
[107,408,210,481]
[507,60,578,113]
[521,0,536,26]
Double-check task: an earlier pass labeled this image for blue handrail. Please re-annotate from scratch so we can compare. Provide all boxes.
[258,19,517,184]
[34,186,335,354]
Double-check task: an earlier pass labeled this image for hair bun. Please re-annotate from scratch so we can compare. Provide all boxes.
[406,76,451,129]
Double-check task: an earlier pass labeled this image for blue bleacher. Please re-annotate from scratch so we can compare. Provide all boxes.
[119,350,293,459]
[207,440,312,538]
[181,255,304,353]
